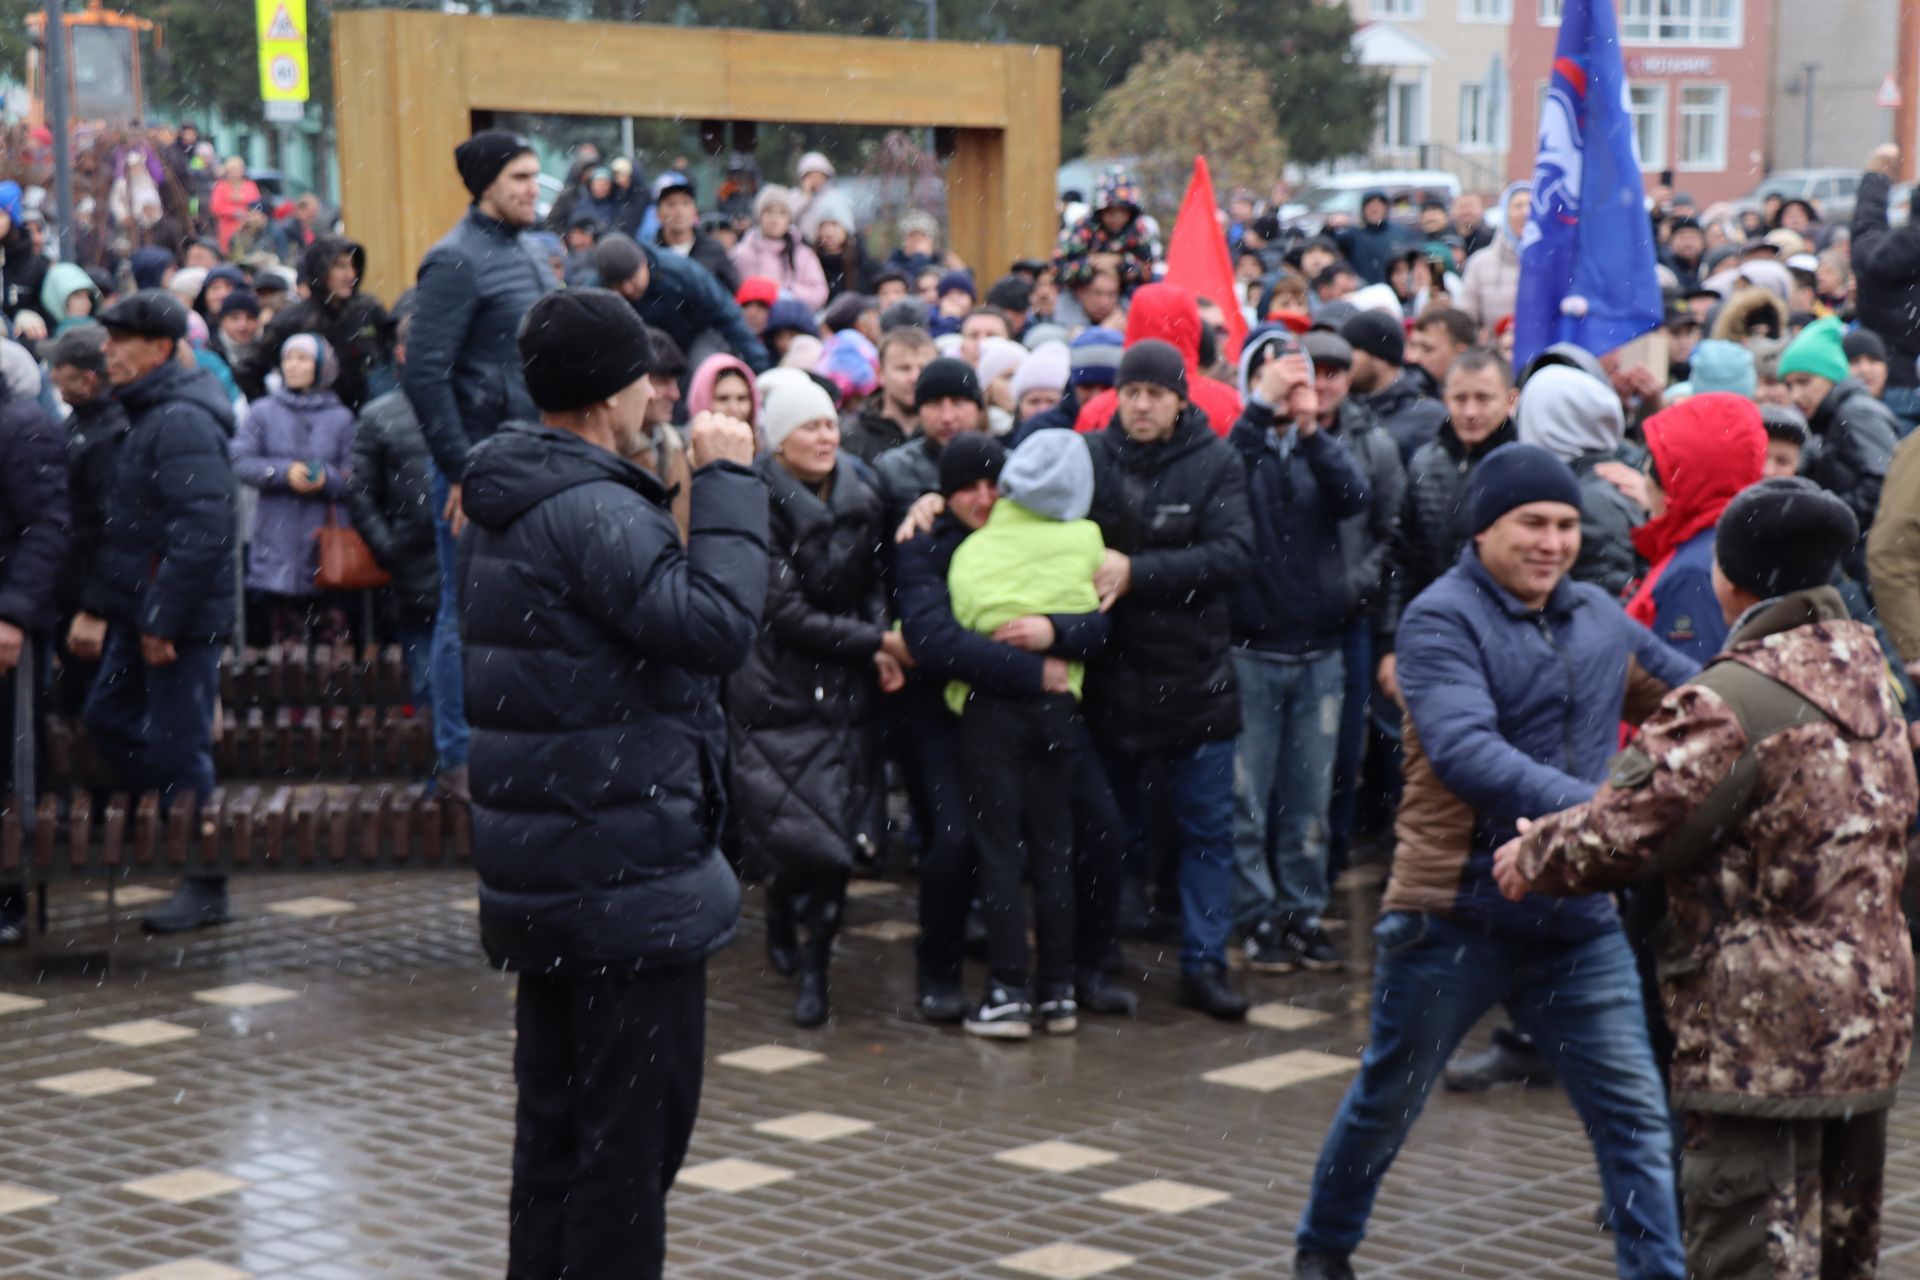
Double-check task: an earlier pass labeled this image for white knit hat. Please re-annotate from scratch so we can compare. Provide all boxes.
[758,368,838,450]
[1010,341,1070,403]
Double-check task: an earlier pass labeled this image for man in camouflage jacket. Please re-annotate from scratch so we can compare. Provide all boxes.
[1496,477,1917,1280]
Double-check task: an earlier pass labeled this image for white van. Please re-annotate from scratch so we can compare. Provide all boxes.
[1282,170,1465,230]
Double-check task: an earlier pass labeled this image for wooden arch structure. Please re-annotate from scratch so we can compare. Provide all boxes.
[331,10,1062,303]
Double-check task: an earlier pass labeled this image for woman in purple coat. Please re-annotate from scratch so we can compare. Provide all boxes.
[233,333,357,646]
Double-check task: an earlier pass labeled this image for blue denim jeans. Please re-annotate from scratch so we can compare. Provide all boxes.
[429,466,470,771]
[1100,738,1236,972]
[1298,912,1685,1278]
[81,628,221,806]
[1324,618,1371,879]
[1231,648,1344,925]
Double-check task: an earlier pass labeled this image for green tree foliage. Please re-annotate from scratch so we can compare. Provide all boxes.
[1084,42,1287,214]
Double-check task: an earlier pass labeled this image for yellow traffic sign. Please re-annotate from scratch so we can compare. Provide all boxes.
[257,0,308,104]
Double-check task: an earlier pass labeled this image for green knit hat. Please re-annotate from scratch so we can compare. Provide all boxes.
[1777,315,1851,386]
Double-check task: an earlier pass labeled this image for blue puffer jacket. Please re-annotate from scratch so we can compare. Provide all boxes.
[94,360,237,641]
[403,208,556,481]
[1392,546,1696,938]
[0,381,70,634]
[459,422,769,974]
[1227,399,1372,655]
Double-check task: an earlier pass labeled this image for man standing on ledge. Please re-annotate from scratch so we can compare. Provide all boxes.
[1498,477,1915,1279]
[402,130,553,803]
[461,288,767,1279]
[1293,443,1691,1280]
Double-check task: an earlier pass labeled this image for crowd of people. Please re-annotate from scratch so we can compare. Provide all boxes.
[0,122,1915,1280]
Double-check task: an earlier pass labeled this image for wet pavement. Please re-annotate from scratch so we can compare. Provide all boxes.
[3,869,1919,1279]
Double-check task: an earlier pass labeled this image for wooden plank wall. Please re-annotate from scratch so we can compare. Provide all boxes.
[333,11,1061,305]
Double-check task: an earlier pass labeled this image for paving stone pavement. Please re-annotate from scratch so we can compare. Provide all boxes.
[2,870,1917,1279]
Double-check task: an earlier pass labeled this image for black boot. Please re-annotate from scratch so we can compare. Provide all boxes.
[1178,964,1249,1021]
[791,880,843,1029]
[764,885,798,977]
[142,876,232,935]
[1074,966,1138,1017]
[1443,1025,1556,1092]
[792,953,829,1028]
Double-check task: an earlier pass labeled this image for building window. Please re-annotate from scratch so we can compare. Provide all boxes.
[1371,0,1422,17]
[1459,0,1510,21]
[1621,0,1741,46]
[1677,84,1727,170]
[1459,83,1506,151]
[1629,82,1667,170]
[1385,78,1426,149]
[1539,0,1563,23]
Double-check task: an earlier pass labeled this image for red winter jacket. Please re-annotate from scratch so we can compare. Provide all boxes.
[1625,393,1767,627]
[1075,283,1243,437]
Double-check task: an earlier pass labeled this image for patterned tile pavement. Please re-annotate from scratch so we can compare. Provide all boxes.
[1,869,1917,1279]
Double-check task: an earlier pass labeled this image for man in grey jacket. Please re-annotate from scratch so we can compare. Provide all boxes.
[401,131,554,801]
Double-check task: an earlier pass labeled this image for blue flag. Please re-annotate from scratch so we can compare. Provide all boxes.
[1512,0,1662,372]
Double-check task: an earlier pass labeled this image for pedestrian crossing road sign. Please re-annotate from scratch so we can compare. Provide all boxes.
[257,0,309,104]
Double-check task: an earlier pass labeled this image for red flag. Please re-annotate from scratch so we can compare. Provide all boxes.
[1163,155,1246,364]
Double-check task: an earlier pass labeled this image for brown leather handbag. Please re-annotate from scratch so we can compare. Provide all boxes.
[313,504,391,591]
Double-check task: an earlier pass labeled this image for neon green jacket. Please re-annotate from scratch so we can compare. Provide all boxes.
[945,499,1103,713]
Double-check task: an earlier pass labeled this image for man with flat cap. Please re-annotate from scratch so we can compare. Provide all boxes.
[1498,477,1917,1279]
[461,288,766,1279]
[402,130,554,803]
[83,289,238,934]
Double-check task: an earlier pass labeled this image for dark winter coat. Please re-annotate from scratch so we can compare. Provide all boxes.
[839,404,912,467]
[1333,213,1410,286]
[56,392,129,622]
[1568,451,1646,600]
[237,237,394,412]
[90,361,237,641]
[459,421,769,975]
[656,228,741,295]
[0,381,70,634]
[344,388,438,618]
[895,512,1109,696]
[232,387,356,597]
[1802,378,1898,574]
[1085,407,1253,753]
[1852,172,1920,389]
[629,242,770,375]
[872,434,945,528]
[1380,417,1519,647]
[1325,397,1407,628]
[1381,545,1696,940]
[1227,399,1371,655]
[726,454,889,876]
[1358,367,1448,462]
[403,207,555,481]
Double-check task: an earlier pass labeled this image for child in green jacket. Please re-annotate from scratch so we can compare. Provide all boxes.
[946,429,1104,1039]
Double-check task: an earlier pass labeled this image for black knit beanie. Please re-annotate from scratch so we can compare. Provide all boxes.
[938,433,1006,496]
[1115,339,1188,400]
[518,289,654,412]
[1340,310,1405,366]
[1715,477,1857,597]
[455,131,536,201]
[1469,443,1583,533]
[915,357,984,408]
[592,234,648,289]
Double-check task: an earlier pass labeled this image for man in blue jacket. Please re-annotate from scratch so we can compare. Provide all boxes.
[84,291,238,934]
[402,131,553,803]
[591,232,770,375]
[461,289,766,1280]
[1293,444,1693,1280]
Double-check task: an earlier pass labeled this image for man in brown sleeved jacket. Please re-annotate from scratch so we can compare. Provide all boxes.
[1497,477,1917,1280]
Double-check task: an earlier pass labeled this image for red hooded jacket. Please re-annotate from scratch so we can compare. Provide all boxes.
[1074,282,1244,437]
[1625,393,1767,627]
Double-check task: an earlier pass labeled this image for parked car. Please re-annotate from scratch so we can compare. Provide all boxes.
[1279,169,1463,232]
[1741,169,1861,225]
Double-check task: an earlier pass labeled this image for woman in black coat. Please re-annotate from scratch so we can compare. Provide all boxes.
[727,373,904,1027]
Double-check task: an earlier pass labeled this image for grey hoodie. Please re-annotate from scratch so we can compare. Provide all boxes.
[1000,428,1094,522]
[1517,364,1626,463]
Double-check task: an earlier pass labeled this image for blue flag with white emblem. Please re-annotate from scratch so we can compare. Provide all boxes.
[1512,0,1663,372]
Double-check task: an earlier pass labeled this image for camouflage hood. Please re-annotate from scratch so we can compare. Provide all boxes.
[1721,588,1890,740]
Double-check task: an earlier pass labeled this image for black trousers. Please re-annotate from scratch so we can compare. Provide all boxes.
[508,961,707,1280]
[961,691,1080,991]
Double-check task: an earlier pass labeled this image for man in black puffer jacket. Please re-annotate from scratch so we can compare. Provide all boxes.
[236,234,393,413]
[459,289,766,1280]
[0,335,69,946]
[1084,340,1254,1021]
[83,291,237,936]
[1852,147,1920,422]
[1779,316,1899,583]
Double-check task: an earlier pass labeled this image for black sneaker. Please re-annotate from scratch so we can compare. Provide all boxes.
[1243,919,1299,974]
[963,984,1033,1040]
[0,898,24,946]
[1443,1028,1557,1092]
[1293,1250,1357,1280]
[917,971,969,1025]
[1035,987,1078,1036]
[1074,968,1139,1017]
[1283,918,1344,973]
[141,877,233,935]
